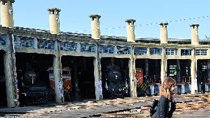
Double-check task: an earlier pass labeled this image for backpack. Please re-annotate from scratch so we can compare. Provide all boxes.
[150,99,159,117]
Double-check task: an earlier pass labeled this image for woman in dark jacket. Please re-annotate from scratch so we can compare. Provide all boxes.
[152,77,177,118]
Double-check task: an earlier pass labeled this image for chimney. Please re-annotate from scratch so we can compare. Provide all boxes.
[48,8,61,34]
[0,0,15,28]
[125,19,136,42]
[89,14,101,39]
[160,22,168,44]
[190,24,199,45]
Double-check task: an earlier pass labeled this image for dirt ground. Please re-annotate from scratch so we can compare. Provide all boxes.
[0,93,210,118]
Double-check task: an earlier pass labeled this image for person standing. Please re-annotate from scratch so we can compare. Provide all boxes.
[152,77,177,118]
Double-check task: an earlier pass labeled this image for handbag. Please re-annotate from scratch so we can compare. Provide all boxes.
[150,99,159,117]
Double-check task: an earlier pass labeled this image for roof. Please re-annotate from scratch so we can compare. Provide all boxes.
[1,25,210,44]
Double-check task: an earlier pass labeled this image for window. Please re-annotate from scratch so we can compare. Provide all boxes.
[14,36,34,49]
[202,65,207,71]
[60,41,77,52]
[169,65,177,77]
[181,49,191,56]
[80,43,96,53]
[150,48,162,55]
[0,34,6,46]
[134,47,147,55]
[63,71,71,76]
[100,45,115,54]
[37,39,55,50]
[2,1,7,5]
[166,48,177,55]
[195,49,208,56]
[116,46,131,55]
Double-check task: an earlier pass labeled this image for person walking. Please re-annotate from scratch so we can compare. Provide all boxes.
[151,77,177,118]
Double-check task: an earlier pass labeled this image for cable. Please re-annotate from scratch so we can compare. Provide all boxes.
[73,15,210,33]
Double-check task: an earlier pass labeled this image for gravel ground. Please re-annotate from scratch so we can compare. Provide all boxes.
[0,93,209,118]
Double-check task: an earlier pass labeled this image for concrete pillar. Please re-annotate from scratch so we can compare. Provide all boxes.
[4,31,17,107]
[53,40,64,103]
[129,46,137,97]
[93,58,103,100]
[160,22,168,44]
[93,42,103,100]
[89,14,101,39]
[161,47,167,83]
[190,24,199,45]
[0,0,14,28]
[4,53,16,107]
[125,19,136,42]
[48,8,61,34]
[191,49,197,94]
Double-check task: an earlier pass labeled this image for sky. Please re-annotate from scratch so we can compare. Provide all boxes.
[1,0,210,39]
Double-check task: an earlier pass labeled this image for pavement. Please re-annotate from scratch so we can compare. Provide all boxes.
[0,93,209,118]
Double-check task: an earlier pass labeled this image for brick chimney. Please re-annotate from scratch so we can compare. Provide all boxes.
[125,19,136,42]
[0,0,15,28]
[89,14,101,39]
[48,8,61,34]
[190,24,199,45]
[160,22,168,44]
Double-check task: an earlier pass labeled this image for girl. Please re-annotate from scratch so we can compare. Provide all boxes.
[152,77,177,118]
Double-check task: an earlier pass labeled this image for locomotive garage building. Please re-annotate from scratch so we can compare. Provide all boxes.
[1,0,210,107]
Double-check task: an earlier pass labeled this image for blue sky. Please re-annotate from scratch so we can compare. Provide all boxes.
[2,0,210,39]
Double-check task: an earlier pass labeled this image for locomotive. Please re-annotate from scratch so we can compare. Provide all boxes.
[47,67,73,101]
[105,65,128,98]
[20,70,54,105]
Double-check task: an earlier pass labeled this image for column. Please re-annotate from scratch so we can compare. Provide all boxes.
[94,43,103,100]
[129,46,137,97]
[191,49,197,94]
[53,40,64,103]
[161,47,167,83]
[4,31,17,107]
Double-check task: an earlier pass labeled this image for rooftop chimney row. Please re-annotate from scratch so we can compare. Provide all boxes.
[190,24,199,45]
[0,0,14,28]
[159,22,168,44]
[89,14,101,39]
[125,19,136,42]
[0,1,200,44]
[48,8,61,35]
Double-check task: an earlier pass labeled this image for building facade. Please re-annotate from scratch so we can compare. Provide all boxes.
[0,0,210,107]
